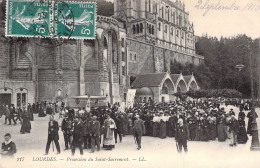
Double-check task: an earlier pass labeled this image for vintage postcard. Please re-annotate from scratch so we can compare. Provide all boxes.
[0,0,260,168]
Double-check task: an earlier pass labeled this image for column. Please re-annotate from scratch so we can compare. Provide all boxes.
[108,32,114,104]
[32,39,38,103]
[79,40,86,96]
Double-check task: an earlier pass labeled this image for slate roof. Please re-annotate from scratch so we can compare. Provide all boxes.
[183,75,192,85]
[132,72,167,88]
[132,73,195,89]
[170,74,181,84]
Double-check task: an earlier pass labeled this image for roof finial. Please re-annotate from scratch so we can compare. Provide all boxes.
[180,70,182,75]
[192,72,193,76]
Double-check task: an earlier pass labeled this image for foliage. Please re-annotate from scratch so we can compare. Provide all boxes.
[171,34,260,98]
[0,0,5,22]
[96,0,114,16]
[175,89,243,99]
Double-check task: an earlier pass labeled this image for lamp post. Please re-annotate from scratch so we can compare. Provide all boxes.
[248,46,260,151]
[235,64,245,91]
[236,44,260,151]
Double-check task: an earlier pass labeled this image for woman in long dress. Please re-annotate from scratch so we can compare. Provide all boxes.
[225,114,231,139]
[152,114,159,137]
[159,115,168,139]
[122,114,129,136]
[217,116,227,142]
[237,117,248,144]
[103,115,116,150]
[201,116,209,141]
[195,117,202,141]
[208,116,217,140]
[20,109,31,134]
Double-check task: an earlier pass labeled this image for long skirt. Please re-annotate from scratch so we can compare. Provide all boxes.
[217,124,227,142]
[237,127,248,144]
[208,124,217,140]
[195,127,202,141]
[20,119,31,133]
[147,121,153,136]
[152,122,159,137]
[122,122,128,135]
[159,122,166,139]
[144,121,150,136]
[189,127,196,141]
[201,127,209,141]
[103,130,115,149]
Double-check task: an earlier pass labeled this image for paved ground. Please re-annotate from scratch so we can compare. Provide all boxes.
[0,105,260,168]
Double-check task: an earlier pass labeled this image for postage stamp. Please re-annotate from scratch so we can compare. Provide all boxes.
[5,0,96,39]
[6,0,50,37]
[52,1,96,39]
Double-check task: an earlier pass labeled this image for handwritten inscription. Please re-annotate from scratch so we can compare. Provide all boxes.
[195,0,260,16]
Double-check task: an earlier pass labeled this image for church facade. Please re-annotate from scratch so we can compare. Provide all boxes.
[0,0,203,108]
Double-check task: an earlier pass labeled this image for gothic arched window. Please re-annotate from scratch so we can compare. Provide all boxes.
[140,23,143,33]
[161,85,168,94]
[136,24,140,34]
[133,25,136,34]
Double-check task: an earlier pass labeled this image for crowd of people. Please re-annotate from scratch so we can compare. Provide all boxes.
[42,98,256,154]
[0,98,257,156]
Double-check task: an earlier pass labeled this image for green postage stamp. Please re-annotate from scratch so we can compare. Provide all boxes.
[5,0,96,39]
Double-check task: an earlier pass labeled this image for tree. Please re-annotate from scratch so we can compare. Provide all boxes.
[195,34,259,97]
[96,0,114,16]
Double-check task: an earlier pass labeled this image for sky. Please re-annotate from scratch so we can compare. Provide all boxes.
[107,0,260,39]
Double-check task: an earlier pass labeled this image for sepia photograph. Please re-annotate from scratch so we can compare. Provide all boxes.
[0,0,260,167]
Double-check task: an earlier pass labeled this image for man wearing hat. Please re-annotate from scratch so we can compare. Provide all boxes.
[71,118,84,155]
[45,115,61,155]
[89,116,100,153]
[61,114,73,150]
[133,115,146,150]
[175,118,189,153]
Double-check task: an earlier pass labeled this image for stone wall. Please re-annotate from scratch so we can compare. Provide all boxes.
[0,29,9,80]
[127,37,204,77]
[0,80,35,107]
[127,39,154,76]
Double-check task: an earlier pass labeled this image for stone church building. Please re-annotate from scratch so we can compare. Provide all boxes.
[0,0,203,108]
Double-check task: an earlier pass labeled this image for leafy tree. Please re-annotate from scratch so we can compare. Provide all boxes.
[195,34,259,97]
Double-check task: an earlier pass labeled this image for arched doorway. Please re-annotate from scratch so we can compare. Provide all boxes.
[101,29,118,104]
[160,78,175,102]
[15,88,28,108]
[0,88,13,106]
[177,79,187,92]
[189,80,199,91]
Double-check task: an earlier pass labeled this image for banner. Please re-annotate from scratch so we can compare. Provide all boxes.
[125,89,136,109]
[119,101,126,113]
[85,98,91,112]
